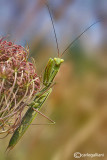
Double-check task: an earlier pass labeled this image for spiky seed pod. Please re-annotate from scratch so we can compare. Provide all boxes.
[0,37,40,135]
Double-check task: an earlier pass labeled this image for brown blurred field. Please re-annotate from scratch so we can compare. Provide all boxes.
[0,0,107,160]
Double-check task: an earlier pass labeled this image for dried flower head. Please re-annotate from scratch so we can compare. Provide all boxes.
[0,37,40,136]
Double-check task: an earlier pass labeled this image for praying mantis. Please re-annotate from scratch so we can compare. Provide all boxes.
[6,3,102,151]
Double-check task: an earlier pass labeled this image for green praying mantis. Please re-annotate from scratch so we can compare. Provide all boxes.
[6,3,102,151]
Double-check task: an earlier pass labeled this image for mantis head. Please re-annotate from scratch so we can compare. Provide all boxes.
[54,58,64,66]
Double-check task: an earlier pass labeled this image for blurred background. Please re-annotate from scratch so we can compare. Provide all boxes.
[0,0,107,159]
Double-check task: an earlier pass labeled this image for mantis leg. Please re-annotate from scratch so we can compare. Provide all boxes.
[32,108,55,124]
[6,88,52,151]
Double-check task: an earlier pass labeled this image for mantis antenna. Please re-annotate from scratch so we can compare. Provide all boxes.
[61,20,102,56]
[46,2,102,57]
[46,3,60,57]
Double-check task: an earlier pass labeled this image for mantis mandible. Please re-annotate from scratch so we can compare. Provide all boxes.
[6,3,101,151]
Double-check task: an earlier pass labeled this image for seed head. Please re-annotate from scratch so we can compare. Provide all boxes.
[0,37,40,136]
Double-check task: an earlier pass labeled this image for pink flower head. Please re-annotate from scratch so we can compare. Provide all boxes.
[0,37,40,135]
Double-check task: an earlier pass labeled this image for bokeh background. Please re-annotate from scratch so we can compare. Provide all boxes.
[0,0,107,160]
